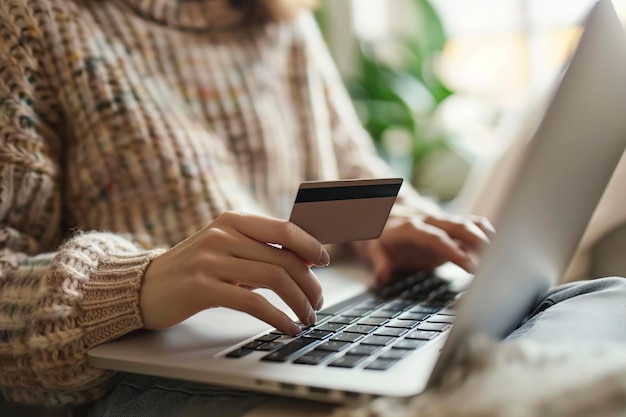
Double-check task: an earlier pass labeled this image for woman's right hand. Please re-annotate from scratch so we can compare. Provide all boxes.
[140,211,329,335]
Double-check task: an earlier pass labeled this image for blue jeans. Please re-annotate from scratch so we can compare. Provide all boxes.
[87,277,626,417]
[86,377,269,417]
[506,277,626,342]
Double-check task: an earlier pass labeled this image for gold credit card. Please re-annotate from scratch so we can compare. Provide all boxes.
[288,178,403,244]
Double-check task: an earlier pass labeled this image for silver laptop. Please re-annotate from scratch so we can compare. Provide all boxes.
[88,0,626,404]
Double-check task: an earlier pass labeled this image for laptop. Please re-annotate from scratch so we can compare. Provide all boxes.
[88,0,626,404]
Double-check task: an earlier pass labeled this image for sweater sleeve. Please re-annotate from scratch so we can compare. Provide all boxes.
[296,13,441,217]
[0,4,165,406]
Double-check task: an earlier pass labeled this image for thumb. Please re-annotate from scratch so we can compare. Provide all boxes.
[367,241,393,287]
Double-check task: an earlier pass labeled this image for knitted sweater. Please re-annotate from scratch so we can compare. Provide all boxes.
[0,0,430,407]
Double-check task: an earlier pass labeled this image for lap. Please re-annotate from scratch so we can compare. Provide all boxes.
[507,276,626,343]
[86,373,270,417]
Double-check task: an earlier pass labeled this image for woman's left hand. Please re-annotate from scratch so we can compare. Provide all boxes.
[355,212,495,287]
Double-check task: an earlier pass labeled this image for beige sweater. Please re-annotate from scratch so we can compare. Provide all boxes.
[0,0,429,407]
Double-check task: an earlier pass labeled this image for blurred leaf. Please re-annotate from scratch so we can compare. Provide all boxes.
[325,0,460,199]
[401,38,453,104]
[401,0,454,103]
[353,98,416,140]
[387,71,436,115]
[413,132,448,165]
[411,0,447,53]
[354,44,398,101]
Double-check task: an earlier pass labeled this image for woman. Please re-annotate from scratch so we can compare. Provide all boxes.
[0,0,493,415]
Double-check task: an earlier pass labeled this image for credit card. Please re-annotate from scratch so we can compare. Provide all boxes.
[288,178,403,244]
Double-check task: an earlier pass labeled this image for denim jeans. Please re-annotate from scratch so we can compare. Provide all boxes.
[86,376,269,417]
[506,276,626,342]
[87,277,626,417]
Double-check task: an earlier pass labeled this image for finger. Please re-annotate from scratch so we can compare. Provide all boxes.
[230,238,324,311]
[215,257,319,327]
[468,214,496,236]
[424,215,490,248]
[408,222,476,272]
[366,241,393,287]
[211,281,303,336]
[218,211,330,267]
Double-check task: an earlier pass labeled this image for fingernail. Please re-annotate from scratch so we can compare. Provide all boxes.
[308,308,317,326]
[319,247,330,267]
[315,296,324,311]
[289,323,302,336]
[466,258,478,272]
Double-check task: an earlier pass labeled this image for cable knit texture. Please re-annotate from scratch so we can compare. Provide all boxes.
[0,0,429,408]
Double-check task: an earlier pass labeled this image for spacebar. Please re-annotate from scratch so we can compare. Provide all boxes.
[261,338,318,362]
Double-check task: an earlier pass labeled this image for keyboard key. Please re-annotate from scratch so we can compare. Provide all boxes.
[256,342,284,351]
[365,358,398,371]
[344,324,377,334]
[386,319,419,329]
[292,322,314,333]
[225,348,254,358]
[303,330,334,340]
[438,307,457,315]
[432,289,457,301]
[330,332,363,343]
[368,309,398,319]
[378,300,413,312]
[361,335,395,346]
[341,308,372,317]
[348,344,382,356]
[357,317,388,326]
[255,333,281,343]
[405,330,439,340]
[389,300,419,310]
[396,312,430,321]
[241,341,266,350]
[316,314,333,323]
[415,323,450,332]
[316,340,352,352]
[407,304,440,314]
[318,294,372,316]
[261,337,318,362]
[374,327,407,337]
[393,339,428,350]
[273,327,309,337]
[354,299,384,309]
[329,316,357,325]
[380,348,412,360]
[427,315,455,324]
[422,300,446,309]
[328,354,368,368]
[293,349,335,365]
[315,322,346,332]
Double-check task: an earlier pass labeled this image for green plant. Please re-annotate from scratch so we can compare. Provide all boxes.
[319,0,463,200]
[349,1,452,170]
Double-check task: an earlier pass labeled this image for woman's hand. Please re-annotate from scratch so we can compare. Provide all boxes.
[140,211,329,336]
[356,212,495,287]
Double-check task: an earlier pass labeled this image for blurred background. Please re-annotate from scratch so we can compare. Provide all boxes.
[315,0,626,208]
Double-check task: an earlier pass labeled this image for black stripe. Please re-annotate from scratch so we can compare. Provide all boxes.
[295,183,401,203]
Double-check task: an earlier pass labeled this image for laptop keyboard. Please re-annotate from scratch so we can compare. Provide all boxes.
[224,271,458,371]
